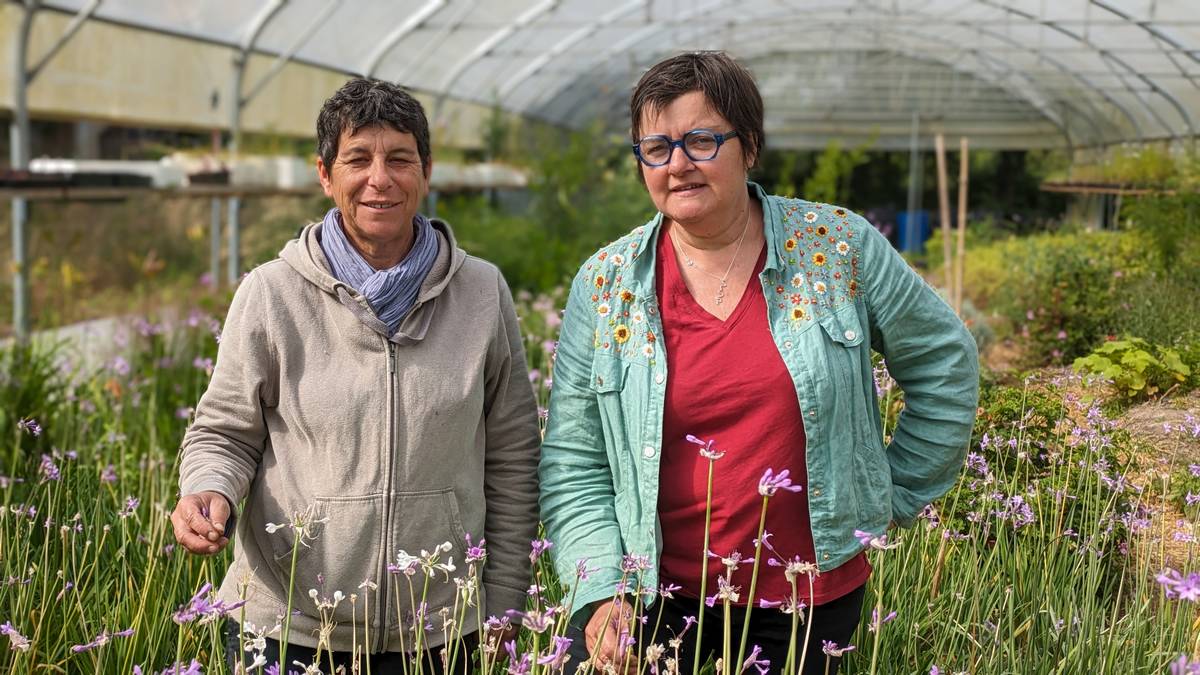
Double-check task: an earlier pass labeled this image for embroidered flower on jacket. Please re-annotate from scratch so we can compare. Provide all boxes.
[813,281,827,294]
[784,239,797,251]
[816,225,828,236]
[619,289,635,303]
[804,211,818,223]
[594,274,606,289]
[812,252,827,266]
[597,303,611,317]
[791,273,804,288]
[614,325,631,343]
[791,307,807,321]
[642,344,655,358]
[836,241,850,255]
[631,310,644,323]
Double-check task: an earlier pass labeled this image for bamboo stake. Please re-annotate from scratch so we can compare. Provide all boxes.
[934,133,953,291]
[954,137,969,315]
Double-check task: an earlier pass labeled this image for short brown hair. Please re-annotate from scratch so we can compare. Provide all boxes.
[629,52,764,168]
[317,78,431,171]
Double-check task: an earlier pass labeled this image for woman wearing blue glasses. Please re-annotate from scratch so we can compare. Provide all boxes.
[540,51,979,674]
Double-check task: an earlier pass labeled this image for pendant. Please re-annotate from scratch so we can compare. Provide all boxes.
[715,280,727,305]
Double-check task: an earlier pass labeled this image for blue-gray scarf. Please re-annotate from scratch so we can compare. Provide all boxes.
[318,207,439,335]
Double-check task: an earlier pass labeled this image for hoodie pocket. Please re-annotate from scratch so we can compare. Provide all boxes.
[269,493,385,625]
[384,488,470,629]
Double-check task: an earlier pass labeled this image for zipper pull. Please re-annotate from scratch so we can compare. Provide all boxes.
[388,342,397,374]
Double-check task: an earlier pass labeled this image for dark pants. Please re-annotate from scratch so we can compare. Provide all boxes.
[223,621,477,674]
[566,584,866,675]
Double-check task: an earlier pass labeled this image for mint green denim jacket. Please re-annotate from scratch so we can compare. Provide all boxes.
[540,183,979,619]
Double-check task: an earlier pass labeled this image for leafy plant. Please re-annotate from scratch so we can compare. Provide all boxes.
[1073,337,1193,402]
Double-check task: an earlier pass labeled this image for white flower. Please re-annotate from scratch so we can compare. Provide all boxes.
[804,211,818,223]
[611,254,626,266]
[813,281,827,294]
[642,345,655,358]
[264,522,284,534]
[597,303,611,316]
[836,241,850,255]
[791,273,804,288]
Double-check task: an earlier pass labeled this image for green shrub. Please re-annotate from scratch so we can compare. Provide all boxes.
[1073,338,1194,403]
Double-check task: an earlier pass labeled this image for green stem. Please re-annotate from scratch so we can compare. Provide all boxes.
[867,553,884,675]
[279,528,302,672]
[692,458,716,675]
[735,495,770,669]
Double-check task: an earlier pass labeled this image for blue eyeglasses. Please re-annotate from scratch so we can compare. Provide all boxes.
[632,129,739,167]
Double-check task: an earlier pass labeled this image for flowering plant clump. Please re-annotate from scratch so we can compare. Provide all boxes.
[2,290,1199,674]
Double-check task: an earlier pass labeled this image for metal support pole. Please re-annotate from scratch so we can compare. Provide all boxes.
[209,197,222,288]
[226,197,240,284]
[904,111,922,253]
[10,2,36,342]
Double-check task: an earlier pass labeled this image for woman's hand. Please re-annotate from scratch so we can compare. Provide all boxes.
[170,491,231,554]
[585,598,639,673]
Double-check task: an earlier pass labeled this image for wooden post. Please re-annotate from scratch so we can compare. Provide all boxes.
[954,137,969,315]
[934,133,952,291]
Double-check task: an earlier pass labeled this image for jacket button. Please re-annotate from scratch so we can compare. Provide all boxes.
[596,376,604,386]
[808,409,816,417]
[783,341,793,349]
[643,445,656,458]
[655,372,664,384]
[812,488,822,496]
[844,329,857,341]
[822,552,830,560]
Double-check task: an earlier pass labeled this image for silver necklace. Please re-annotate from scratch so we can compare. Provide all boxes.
[671,206,752,306]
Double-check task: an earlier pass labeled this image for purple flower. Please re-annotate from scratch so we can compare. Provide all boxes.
[575,558,595,582]
[620,553,651,574]
[39,454,61,482]
[0,621,31,652]
[741,644,770,674]
[505,639,532,675]
[536,635,573,669]
[119,496,140,518]
[1158,568,1200,601]
[687,434,725,460]
[172,582,246,624]
[70,627,134,653]
[506,607,556,634]
[110,356,131,377]
[159,659,203,675]
[464,534,487,563]
[868,608,897,632]
[17,417,42,437]
[758,468,804,497]
[854,529,899,550]
[821,640,856,657]
[529,539,553,564]
[1171,654,1200,674]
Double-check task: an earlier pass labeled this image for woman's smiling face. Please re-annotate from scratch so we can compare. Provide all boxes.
[317,123,431,266]
[637,90,751,229]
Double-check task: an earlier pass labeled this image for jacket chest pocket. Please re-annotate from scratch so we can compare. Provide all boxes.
[816,303,871,440]
[590,354,635,495]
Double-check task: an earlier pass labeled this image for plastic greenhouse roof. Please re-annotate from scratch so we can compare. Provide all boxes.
[35,0,1200,150]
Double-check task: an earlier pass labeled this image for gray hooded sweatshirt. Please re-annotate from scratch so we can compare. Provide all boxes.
[179,219,540,652]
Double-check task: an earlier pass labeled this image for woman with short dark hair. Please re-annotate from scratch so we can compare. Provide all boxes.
[540,51,979,674]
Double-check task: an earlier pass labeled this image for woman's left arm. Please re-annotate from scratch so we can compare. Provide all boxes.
[857,215,980,527]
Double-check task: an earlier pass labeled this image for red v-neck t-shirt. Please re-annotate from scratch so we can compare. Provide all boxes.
[655,226,869,606]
